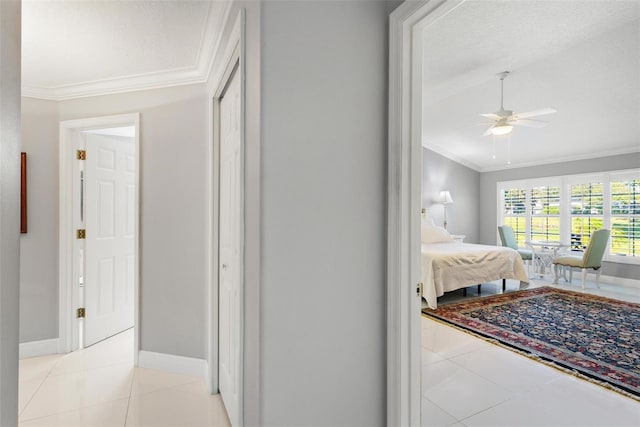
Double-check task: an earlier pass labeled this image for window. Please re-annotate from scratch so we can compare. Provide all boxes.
[610,177,640,258]
[502,188,527,245]
[530,185,560,242]
[497,169,640,265]
[570,182,603,249]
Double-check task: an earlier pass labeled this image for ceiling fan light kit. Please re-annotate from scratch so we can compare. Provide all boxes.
[491,124,513,135]
[481,71,557,137]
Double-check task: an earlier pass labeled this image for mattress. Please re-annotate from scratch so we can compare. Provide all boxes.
[422,241,529,309]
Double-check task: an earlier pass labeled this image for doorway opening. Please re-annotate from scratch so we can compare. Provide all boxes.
[58,114,140,363]
[387,1,463,425]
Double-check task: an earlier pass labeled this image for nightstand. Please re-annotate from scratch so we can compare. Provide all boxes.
[451,234,466,243]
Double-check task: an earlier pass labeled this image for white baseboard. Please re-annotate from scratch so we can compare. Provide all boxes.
[599,275,640,289]
[19,338,60,359]
[138,350,207,378]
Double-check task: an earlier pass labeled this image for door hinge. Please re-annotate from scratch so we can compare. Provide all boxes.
[76,150,86,160]
[76,308,86,319]
[417,282,423,297]
[76,229,86,239]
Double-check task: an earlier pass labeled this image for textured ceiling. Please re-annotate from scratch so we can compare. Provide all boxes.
[421,0,640,171]
[22,0,229,99]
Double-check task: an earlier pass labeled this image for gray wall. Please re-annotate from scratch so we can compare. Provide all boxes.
[260,1,388,425]
[18,84,210,359]
[58,84,209,358]
[0,0,21,423]
[423,148,480,242]
[20,98,59,343]
[480,153,640,279]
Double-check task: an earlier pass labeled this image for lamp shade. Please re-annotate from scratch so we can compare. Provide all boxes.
[439,190,453,205]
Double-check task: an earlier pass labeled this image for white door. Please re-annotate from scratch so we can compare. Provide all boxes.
[83,134,135,347]
[219,67,242,426]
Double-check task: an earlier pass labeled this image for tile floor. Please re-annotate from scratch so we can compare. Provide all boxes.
[18,329,230,426]
[18,278,640,426]
[422,278,640,426]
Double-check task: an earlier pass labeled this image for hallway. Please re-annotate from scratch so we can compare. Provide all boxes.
[18,329,230,426]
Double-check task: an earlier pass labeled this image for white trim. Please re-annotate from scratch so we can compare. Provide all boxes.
[206,9,245,427]
[207,9,244,399]
[138,351,207,379]
[21,2,232,102]
[496,168,640,188]
[58,113,140,366]
[479,147,640,173]
[19,339,60,360]
[423,142,481,171]
[201,1,233,84]
[22,68,205,101]
[425,143,639,173]
[599,275,640,289]
[424,140,640,173]
[388,1,465,425]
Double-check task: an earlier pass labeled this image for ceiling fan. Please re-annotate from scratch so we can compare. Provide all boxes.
[481,71,557,136]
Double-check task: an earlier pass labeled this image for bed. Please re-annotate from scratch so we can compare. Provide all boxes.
[421,223,529,309]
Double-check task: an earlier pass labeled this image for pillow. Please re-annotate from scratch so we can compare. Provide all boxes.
[422,216,435,227]
[421,224,454,244]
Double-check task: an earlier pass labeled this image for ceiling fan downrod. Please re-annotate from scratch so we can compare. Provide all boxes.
[498,71,509,111]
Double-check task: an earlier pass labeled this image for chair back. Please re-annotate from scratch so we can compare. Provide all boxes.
[498,225,518,250]
[582,229,610,268]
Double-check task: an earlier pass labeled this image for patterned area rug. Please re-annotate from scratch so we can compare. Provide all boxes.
[422,286,640,401]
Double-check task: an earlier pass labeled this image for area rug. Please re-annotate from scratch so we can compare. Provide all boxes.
[422,286,640,401]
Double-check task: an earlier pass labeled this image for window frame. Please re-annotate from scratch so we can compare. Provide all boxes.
[608,170,640,261]
[529,184,562,242]
[497,168,640,265]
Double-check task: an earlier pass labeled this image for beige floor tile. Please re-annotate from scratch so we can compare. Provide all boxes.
[422,359,510,420]
[50,330,134,377]
[20,363,134,421]
[19,399,128,427]
[421,397,458,426]
[451,345,562,393]
[19,354,63,384]
[423,319,493,358]
[125,387,230,427]
[130,367,201,397]
[19,378,44,416]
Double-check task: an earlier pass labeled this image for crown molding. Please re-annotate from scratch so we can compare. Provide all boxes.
[479,146,640,172]
[21,67,205,100]
[422,142,482,172]
[200,0,232,84]
[423,142,640,174]
[21,1,230,101]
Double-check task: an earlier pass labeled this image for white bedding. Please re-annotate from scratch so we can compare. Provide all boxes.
[422,241,529,309]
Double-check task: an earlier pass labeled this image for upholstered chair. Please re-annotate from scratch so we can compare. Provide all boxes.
[552,229,610,289]
[498,225,533,276]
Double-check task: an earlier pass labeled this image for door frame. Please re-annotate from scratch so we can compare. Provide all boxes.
[207,8,245,424]
[387,1,464,425]
[58,113,140,362]
[216,59,244,427]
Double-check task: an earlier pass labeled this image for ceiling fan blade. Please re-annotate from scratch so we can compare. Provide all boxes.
[512,107,557,120]
[482,125,495,136]
[480,113,501,120]
[511,119,549,128]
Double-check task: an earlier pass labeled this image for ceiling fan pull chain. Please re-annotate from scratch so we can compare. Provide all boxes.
[492,134,497,160]
[507,134,512,165]
[500,74,505,110]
